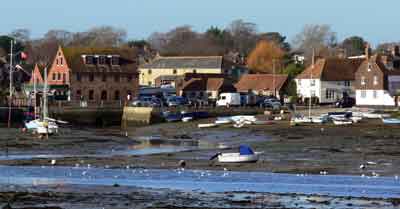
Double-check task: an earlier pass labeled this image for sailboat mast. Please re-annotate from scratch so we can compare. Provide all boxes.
[309,49,315,119]
[33,70,37,119]
[43,67,48,121]
[7,40,14,128]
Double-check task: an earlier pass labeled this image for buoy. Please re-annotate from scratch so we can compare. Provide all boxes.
[51,159,56,165]
[360,164,365,169]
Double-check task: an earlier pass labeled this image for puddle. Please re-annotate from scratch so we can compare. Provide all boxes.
[0,166,399,198]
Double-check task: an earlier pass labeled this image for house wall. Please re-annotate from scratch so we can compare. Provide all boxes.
[356,90,395,106]
[48,47,70,86]
[319,81,354,103]
[139,68,222,86]
[295,78,321,100]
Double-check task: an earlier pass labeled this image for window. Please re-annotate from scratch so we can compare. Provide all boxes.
[101,90,107,100]
[344,81,351,87]
[89,74,94,82]
[114,75,120,82]
[199,92,204,97]
[63,73,66,82]
[361,76,366,85]
[102,74,107,82]
[148,69,152,75]
[310,79,315,86]
[114,90,120,100]
[85,56,94,65]
[111,56,119,65]
[58,52,61,56]
[173,69,177,74]
[373,76,378,85]
[298,80,301,86]
[148,81,152,86]
[361,90,366,98]
[325,89,334,99]
[56,59,59,65]
[89,90,94,100]
[193,69,197,74]
[76,73,81,82]
[52,73,56,80]
[311,90,316,97]
[127,74,133,82]
[76,90,82,100]
[373,90,378,99]
[60,58,63,65]
[367,63,372,72]
[57,73,61,81]
[98,56,106,65]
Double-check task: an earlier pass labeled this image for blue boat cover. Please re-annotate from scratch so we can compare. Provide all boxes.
[239,145,254,155]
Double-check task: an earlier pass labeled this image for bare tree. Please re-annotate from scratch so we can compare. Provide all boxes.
[10,29,31,43]
[227,19,258,55]
[292,24,337,60]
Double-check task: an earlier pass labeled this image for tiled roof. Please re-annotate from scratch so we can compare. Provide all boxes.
[62,47,138,73]
[235,74,288,92]
[141,56,223,69]
[182,78,235,92]
[369,55,400,75]
[296,58,364,81]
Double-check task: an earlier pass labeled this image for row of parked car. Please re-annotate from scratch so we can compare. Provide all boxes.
[131,93,283,109]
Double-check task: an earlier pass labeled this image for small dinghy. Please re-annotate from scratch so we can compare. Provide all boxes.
[382,118,400,125]
[198,123,218,128]
[362,113,390,119]
[215,117,233,125]
[332,117,353,125]
[213,145,262,163]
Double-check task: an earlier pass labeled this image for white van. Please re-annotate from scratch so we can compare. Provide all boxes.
[216,93,241,107]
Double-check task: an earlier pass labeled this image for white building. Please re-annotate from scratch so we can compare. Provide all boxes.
[295,58,364,104]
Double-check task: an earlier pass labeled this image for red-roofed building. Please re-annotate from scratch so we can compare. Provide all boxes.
[295,57,364,104]
[235,74,288,99]
[178,77,236,101]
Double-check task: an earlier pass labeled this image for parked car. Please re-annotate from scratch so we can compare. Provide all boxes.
[166,96,188,107]
[335,97,355,108]
[131,97,162,107]
[258,98,281,110]
[216,93,241,107]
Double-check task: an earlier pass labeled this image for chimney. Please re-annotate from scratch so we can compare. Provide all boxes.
[365,43,371,59]
[393,46,400,57]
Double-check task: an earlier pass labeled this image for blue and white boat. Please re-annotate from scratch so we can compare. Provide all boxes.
[216,145,262,163]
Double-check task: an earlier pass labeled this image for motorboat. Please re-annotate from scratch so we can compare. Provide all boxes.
[362,113,390,119]
[214,145,262,163]
[214,117,233,125]
[332,117,353,125]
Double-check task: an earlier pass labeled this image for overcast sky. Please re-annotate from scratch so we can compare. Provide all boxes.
[1,0,398,45]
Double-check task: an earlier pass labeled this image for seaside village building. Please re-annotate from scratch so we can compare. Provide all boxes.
[294,57,364,104]
[138,56,248,87]
[26,46,139,104]
[235,74,288,99]
[354,46,400,106]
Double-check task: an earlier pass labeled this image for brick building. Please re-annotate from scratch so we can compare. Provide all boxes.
[27,46,139,104]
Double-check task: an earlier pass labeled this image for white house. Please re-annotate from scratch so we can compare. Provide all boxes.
[295,58,364,104]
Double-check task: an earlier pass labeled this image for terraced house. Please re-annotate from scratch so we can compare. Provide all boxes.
[27,46,139,104]
[138,56,247,87]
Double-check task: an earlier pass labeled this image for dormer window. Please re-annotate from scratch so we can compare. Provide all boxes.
[367,63,372,72]
[361,76,366,85]
[373,76,378,85]
[111,56,120,66]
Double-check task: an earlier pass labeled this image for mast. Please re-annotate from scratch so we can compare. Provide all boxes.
[43,67,48,121]
[7,39,14,128]
[33,69,37,119]
[273,59,276,97]
[309,49,315,119]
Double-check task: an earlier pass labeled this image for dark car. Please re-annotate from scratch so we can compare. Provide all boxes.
[335,97,355,108]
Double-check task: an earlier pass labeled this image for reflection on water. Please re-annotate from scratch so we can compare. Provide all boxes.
[0,166,399,198]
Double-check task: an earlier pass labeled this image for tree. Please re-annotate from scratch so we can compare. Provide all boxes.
[10,29,31,43]
[0,36,25,56]
[69,26,127,47]
[258,32,290,52]
[246,40,285,73]
[292,24,337,60]
[341,36,366,57]
[227,19,258,55]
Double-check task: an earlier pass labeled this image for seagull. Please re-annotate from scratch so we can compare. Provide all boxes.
[51,159,56,165]
[359,164,366,170]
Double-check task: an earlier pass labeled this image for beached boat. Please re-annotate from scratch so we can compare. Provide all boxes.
[215,117,233,125]
[350,116,363,123]
[216,145,262,163]
[181,112,194,122]
[332,117,353,125]
[253,120,273,125]
[382,118,400,124]
[198,123,218,128]
[362,113,390,119]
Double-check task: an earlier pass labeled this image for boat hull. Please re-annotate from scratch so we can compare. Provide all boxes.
[218,152,259,163]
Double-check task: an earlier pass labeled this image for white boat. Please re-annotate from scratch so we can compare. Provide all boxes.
[198,123,218,128]
[215,117,232,124]
[182,117,193,122]
[332,117,353,125]
[230,115,257,123]
[350,116,363,123]
[217,145,262,163]
[362,113,390,119]
[291,114,327,124]
[382,118,400,125]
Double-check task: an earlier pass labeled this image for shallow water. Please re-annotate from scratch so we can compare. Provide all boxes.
[0,166,399,198]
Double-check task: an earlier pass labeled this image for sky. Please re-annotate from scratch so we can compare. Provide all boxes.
[1,0,399,46]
